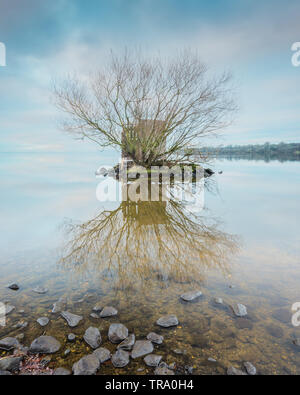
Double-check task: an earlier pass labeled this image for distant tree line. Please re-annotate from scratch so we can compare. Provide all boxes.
[186,142,300,162]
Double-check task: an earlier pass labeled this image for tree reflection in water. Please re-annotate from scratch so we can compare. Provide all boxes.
[60,179,239,289]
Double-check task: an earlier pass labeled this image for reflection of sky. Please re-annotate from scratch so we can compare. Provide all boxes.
[208,159,300,256]
[0,0,300,152]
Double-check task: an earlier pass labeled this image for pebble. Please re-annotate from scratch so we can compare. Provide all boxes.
[68,333,76,342]
[231,303,248,317]
[244,362,257,375]
[7,283,19,291]
[93,347,111,363]
[156,315,179,328]
[180,290,202,302]
[83,327,102,349]
[111,349,130,368]
[0,337,21,351]
[117,334,135,351]
[100,306,118,318]
[29,336,61,354]
[131,340,154,359]
[108,323,128,344]
[72,354,100,375]
[147,332,164,344]
[61,311,83,328]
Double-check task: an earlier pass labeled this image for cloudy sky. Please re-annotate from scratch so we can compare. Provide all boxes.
[0,0,299,152]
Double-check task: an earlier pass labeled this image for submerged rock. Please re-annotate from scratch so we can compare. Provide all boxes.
[61,311,83,328]
[157,315,179,328]
[227,366,247,376]
[93,347,111,363]
[84,327,102,349]
[37,317,49,327]
[100,306,118,318]
[67,333,76,342]
[117,334,135,351]
[72,354,100,375]
[108,323,128,344]
[144,354,162,367]
[7,283,19,291]
[231,303,248,317]
[111,349,130,368]
[0,337,21,351]
[155,363,175,375]
[180,290,202,302]
[244,362,257,375]
[54,368,71,375]
[51,297,66,314]
[90,313,100,319]
[131,340,154,359]
[0,356,23,372]
[147,332,164,344]
[30,336,61,354]
[32,286,48,294]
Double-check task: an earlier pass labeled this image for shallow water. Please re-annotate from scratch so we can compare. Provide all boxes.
[0,152,300,375]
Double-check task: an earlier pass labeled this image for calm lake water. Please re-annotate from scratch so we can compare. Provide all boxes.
[0,152,300,375]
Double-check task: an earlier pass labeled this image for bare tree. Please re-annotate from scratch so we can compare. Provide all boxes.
[54,50,236,167]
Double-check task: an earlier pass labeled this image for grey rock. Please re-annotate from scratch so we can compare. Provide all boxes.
[0,356,23,372]
[84,327,102,349]
[227,366,247,375]
[93,347,111,363]
[0,337,21,351]
[67,333,76,342]
[244,362,257,375]
[231,303,248,317]
[32,286,48,294]
[30,336,61,354]
[92,302,103,313]
[131,340,154,359]
[100,306,118,318]
[37,317,49,327]
[64,349,71,356]
[7,283,19,291]
[108,323,128,344]
[180,290,202,302]
[147,332,164,344]
[137,368,144,372]
[111,349,130,368]
[157,315,179,328]
[61,311,83,328]
[73,354,100,375]
[117,334,135,351]
[54,367,71,375]
[144,354,162,367]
